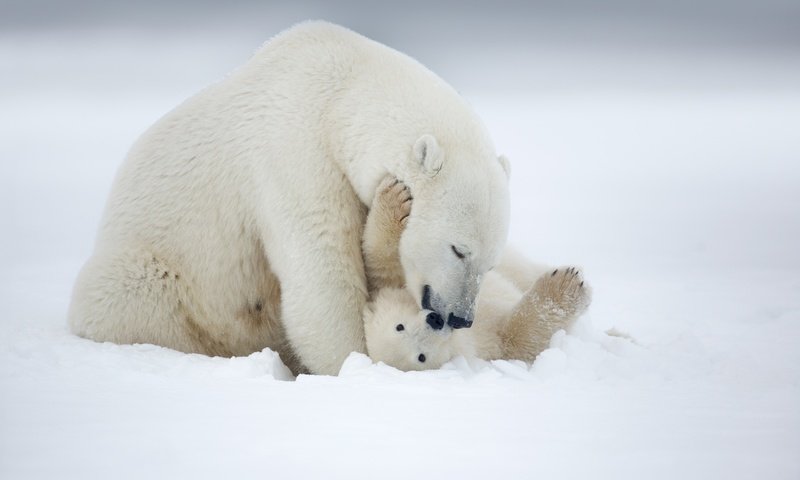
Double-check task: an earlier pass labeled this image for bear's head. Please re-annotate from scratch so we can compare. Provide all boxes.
[397,134,510,331]
[363,287,464,371]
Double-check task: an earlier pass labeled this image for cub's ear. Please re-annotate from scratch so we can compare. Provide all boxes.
[497,154,511,178]
[413,134,444,177]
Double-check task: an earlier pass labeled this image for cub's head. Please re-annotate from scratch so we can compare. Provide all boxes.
[363,288,461,371]
[397,134,510,330]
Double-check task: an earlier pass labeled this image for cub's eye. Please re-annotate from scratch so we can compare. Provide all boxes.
[396,324,404,332]
[418,353,426,363]
[451,245,465,260]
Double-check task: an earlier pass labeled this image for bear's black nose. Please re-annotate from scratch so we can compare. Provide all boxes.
[421,285,433,311]
[426,311,444,330]
[447,313,472,329]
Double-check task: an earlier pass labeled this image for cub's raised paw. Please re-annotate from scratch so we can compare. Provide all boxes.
[363,176,413,290]
[373,176,413,229]
[530,266,592,319]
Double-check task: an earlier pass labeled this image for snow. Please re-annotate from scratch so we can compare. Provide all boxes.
[2,14,800,480]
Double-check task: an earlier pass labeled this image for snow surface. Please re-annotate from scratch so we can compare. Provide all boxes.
[2,19,800,480]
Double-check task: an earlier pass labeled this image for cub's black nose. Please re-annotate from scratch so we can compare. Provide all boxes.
[426,311,444,330]
[447,313,472,329]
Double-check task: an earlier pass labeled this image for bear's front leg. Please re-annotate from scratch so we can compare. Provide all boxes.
[362,175,412,291]
[263,185,371,375]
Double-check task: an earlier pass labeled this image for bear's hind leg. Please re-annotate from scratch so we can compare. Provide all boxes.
[494,246,552,292]
[68,248,222,355]
[500,267,591,361]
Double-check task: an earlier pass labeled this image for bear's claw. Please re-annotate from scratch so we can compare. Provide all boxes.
[529,266,591,319]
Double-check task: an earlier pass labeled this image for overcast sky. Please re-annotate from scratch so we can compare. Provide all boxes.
[3,0,798,95]
[4,0,799,50]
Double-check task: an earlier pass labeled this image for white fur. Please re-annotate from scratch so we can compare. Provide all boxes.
[364,289,468,371]
[364,272,512,371]
[364,253,591,371]
[68,21,510,375]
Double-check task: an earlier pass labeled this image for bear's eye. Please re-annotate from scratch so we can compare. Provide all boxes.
[451,245,466,260]
[396,324,404,332]
[418,353,426,363]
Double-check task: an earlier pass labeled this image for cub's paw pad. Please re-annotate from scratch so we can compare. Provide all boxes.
[374,176,412,226]
[534,266,591,317]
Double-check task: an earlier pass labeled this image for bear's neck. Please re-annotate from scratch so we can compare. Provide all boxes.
[326,67,494,206]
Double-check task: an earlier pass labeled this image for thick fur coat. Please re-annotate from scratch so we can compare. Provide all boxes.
[68,21,510,375]
[361,177,591,371]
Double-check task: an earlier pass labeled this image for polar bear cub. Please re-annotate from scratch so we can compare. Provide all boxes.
[361,177,592,371]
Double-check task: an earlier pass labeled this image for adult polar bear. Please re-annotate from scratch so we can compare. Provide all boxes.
[69,21,511,375]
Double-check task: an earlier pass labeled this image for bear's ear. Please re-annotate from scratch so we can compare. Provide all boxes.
[413,134,444,177]
[497,154,511,178]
